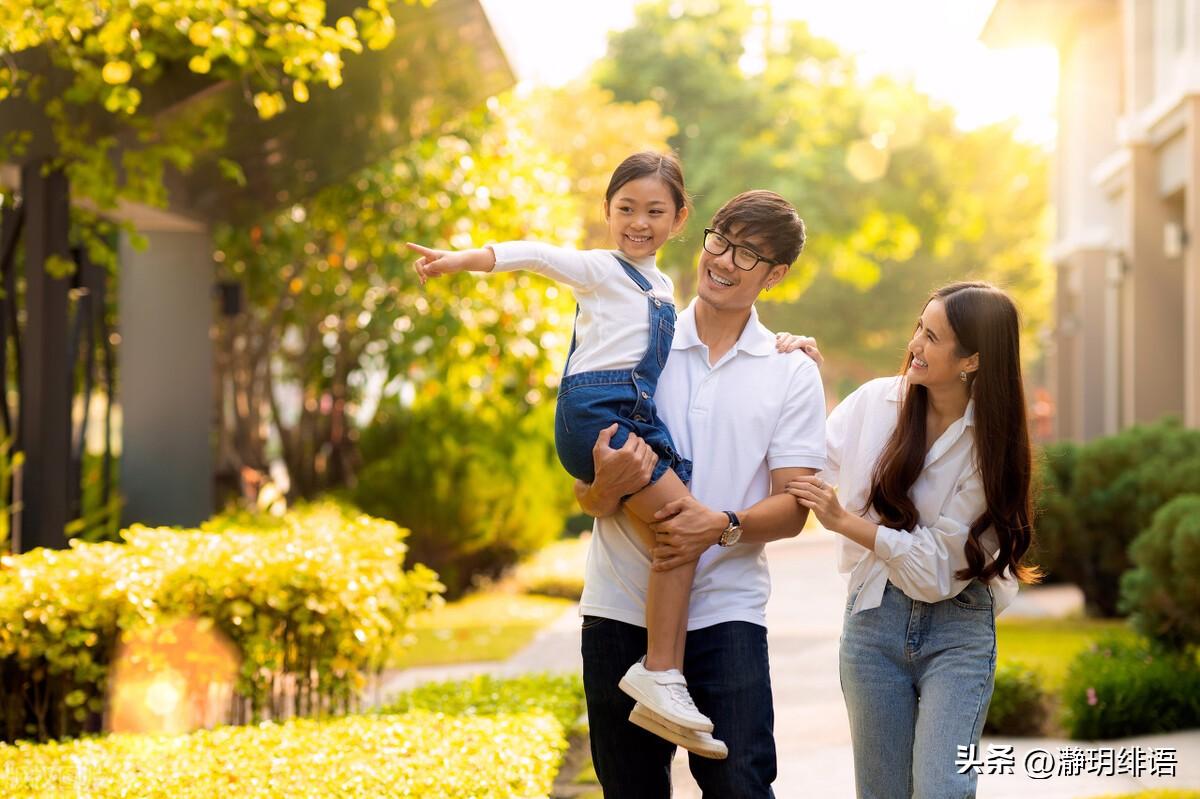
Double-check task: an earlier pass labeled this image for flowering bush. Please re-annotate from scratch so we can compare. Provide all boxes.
[1061,636,1200,739]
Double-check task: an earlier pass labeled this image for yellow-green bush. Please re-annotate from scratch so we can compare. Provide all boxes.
[0,709,566,798]
[0,502,443,742]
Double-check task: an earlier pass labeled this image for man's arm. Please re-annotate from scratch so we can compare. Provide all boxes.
[647,466,817,571]
[573,425,659,518]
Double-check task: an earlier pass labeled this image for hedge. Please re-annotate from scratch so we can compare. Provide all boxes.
[0,709,566,798]
[1120,494,1200,650]
[0,502,442,742]
[1032,420,1200,615]
[1061,636,1200,739]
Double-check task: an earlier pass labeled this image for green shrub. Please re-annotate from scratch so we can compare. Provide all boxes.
[984,661,1048,736]
[380,672,586,732]
[1120,495,1200,650]
[0,708,567,798]
[1052,420,1200,616]
[0,501,442,742]
[350,398,574,597]
[1031,441,1080,582]
[1061,636,1200,739]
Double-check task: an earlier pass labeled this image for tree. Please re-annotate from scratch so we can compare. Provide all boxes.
[1,0,403,269]
[212,85,676,500]
[594,0,1050,391]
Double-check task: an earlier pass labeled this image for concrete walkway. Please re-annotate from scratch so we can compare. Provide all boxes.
[375,533,1200,797]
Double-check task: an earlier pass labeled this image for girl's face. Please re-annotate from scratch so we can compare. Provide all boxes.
[605,176,688,260]
[905,299,978,389]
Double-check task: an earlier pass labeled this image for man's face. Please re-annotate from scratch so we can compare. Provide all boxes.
[696,225,788,312]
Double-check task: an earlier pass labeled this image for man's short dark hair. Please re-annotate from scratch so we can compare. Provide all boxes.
[710,190,806,266]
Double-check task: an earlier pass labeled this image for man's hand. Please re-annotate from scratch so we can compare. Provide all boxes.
[649,496,727,571]
[575,424,657,517]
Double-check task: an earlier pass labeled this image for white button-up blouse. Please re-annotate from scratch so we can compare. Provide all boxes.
[823,376,1018,615]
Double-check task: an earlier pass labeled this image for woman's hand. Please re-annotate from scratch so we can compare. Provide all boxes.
[785,475,845,531]
[407,242,494,284]
[775,332,824,368]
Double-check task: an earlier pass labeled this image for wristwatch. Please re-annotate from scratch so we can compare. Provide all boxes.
[718,510,743,547]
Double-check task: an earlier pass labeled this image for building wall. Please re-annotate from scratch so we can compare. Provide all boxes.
[1038,0,1200,437]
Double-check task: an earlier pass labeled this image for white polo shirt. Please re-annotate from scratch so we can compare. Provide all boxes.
[579,300,827,630]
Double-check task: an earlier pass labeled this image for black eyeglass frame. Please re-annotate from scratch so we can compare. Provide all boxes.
[702,228,773,272]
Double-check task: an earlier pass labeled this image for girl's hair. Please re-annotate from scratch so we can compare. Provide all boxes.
[605,152,690,214]
[865,281,1039,584]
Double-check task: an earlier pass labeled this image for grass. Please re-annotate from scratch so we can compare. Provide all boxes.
[389,591,574,669]
[996,617,1137,689]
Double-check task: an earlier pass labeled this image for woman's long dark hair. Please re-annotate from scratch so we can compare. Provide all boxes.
[866,282,1039,583]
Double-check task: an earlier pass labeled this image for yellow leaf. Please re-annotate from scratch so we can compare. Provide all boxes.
[188,55,211,74]
[253,91,285,119]
[292,80,309,103]
[101,61,132,85]
[188,21,212,47]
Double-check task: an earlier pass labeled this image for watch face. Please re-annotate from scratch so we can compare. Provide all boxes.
[728,526,742,545]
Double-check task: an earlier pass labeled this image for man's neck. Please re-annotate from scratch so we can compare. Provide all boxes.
[694,300,753,365]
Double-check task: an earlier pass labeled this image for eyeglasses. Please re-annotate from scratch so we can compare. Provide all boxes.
[702,228,773,271]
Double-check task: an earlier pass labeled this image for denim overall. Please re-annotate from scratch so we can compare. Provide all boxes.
[553,256,693,488]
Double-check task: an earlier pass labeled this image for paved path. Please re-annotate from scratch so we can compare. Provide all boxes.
[376,532,1200,797]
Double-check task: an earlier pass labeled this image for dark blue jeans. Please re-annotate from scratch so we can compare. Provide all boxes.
[581,616,777,798]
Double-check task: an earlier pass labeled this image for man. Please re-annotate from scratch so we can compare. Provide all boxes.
[574,190,827,797]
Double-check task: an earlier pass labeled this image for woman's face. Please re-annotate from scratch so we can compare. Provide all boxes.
[905,299,976,389]
[605,176,686,259]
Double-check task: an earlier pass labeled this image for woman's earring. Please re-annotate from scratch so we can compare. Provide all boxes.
[959,370,968,383]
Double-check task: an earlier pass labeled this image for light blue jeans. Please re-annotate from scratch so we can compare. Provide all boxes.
[840,580,997,799]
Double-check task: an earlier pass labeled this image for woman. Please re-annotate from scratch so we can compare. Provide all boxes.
[785,282,1039,798]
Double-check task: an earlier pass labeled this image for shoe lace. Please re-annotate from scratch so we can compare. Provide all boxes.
[666,684,700,713]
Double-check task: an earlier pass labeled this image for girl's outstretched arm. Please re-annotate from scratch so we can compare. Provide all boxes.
[407,242,496,284]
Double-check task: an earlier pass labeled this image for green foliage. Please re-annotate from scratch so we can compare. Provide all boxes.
[1,0,405,271]
[1030,441,1081,582]
[350,399,574,597]
[380,672,586,733]
[1061,636,1200,740]
[1052,420,1200,616]
[0,708,567,798]
[593,0,1050,380]
[1120,494,1200,650]
[0,501,441,741]
[984,661,1048,736]
[211,84,672,500]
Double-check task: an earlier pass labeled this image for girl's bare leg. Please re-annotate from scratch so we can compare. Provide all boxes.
[622,469,695,672]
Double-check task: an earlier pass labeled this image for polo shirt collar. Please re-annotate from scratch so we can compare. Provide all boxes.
[673,300,777,357]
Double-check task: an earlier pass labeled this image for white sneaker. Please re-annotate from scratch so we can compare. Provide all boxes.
[629,702,728,760]
[618,659,713,732]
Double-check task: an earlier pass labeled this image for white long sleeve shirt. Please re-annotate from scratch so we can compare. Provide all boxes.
[489,242,675,376]
[823,376,1018,615]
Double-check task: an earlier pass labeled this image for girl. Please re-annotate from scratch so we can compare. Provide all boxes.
[409,152,724,756]
[783,282,1039,798]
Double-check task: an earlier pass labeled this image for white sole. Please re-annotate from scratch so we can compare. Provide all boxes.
[629,704,728,760]
[618,676,714,732]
